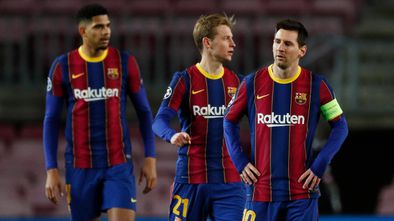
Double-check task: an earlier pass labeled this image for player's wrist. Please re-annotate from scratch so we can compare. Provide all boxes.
[144,157,156,163]
[46,168,59,175]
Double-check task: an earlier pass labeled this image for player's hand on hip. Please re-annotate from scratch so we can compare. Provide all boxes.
[45,168,64,204]
[241,163,261,185]
[298,168,321,191]
[139,157,157,194]
[170,132,191,147]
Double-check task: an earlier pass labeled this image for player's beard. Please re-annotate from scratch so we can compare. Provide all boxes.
[97,38,110,51]
[274,58,288,69]
[277,62,288,70]
[97,46,108,51]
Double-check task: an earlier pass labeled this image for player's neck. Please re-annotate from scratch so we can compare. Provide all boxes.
[80,44,106,58]
[199,57,223,76]
[272,63,299,79]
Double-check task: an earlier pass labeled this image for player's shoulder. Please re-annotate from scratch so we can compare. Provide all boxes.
[309,71,328,84]
[297,67,327,87]
[108,47,139,64]
[313,73,326,81]
[224,66,243,80]
[175,66,192,78]
[111,47,133,59]
[301,66,325,80]
[118,48,130,57]
[223,66,236,75]
[243,66,265,83]
[166,68,189,86]
[56,48,82,65]
[53,50,74,65]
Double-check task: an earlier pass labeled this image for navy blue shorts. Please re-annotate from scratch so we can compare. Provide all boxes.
[65,162,136,221]
[169,182,246,221]
[243,198,318,221]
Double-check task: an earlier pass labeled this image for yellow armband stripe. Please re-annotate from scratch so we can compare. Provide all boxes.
[320,99,343,121]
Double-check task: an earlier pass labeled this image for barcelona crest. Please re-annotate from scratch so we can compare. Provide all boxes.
[107,68,119,79]
[295,92,307,105]
[227,87,237,97]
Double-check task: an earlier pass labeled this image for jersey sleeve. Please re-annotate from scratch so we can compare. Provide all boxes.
[127,55,156,157]
[223,80,250,173]
[237,73,244,83]
[225,79,248,123]
[127,55,143,93]
[319,77,343,122]
[310,77,349,177]
[152,72,187,142]
[43,57,65,170]
[160,72,187,112]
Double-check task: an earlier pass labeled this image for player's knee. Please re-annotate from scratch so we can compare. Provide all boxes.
[107,208,135,221]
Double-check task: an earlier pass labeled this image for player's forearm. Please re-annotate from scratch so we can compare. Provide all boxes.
[139,119,156,158]
[152,107,177,143]
[223,119,250,173]
[130,88,156,157]
[43,115,61,170]
[311,116,348,177]
[43,95,64,170]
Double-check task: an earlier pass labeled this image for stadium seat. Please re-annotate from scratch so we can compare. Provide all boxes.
[0,0,36,15]
[124,0,172,16]
[173,0,218,15]
[221,0,265,15]
[0,179,32,216]
[264,0,312,15]
[0,124,16,148]
[312,0,358,26]
[38,0,82,16]
[20,124,43,138]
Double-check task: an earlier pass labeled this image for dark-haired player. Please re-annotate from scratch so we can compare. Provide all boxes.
[43,4,157,221]
[224,19,348,221]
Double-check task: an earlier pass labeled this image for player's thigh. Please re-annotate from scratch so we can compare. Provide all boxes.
[242,201,283,221]
[65,166,103,221]
[286,198,318,221]
[169,183,208,221]
[210,182,246,221]
[102,162,136,212]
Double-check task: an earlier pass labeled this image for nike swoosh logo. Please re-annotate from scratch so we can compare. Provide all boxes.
[131,198,137,203]
[256,94,270,99]
[192,89,205,95]
[71,73,85,79]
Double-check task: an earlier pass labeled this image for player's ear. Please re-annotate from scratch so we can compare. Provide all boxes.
[78,24,86,37]
[299,45,307,58]
[202,37,211,50]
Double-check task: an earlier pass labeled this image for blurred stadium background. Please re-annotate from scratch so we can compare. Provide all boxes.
[0,0,393,220]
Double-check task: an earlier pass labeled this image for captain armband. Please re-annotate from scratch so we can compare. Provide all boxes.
[320,99,343,121]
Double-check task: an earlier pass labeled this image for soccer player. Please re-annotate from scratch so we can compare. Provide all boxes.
[152,14,245,221]
[224,19,349,221]
[43,4,157,221]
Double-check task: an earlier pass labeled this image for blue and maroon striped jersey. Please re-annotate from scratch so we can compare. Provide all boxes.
[224,65,348,202]
[43,47,155,169]
[153,64,242,184]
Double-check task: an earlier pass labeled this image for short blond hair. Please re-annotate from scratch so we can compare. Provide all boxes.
[193,13,235,53]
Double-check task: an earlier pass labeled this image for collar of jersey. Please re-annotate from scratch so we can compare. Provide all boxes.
[78,46,108,62]
[196,63,224,80]
[268,64,301,84]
